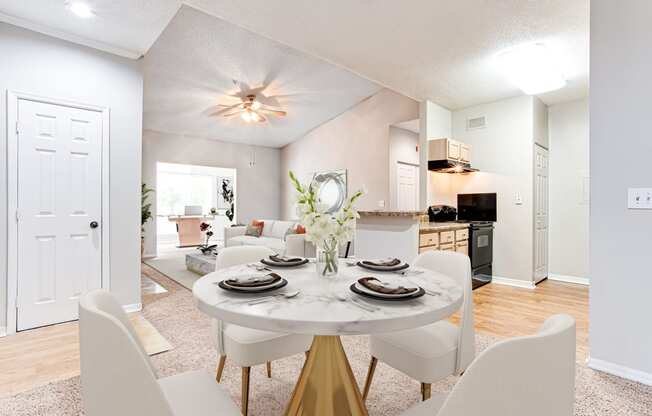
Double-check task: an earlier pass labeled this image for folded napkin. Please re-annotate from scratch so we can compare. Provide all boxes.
[358,277,418,295]
[269,254,303,263]
[225,273,282,288]
[362,258,402,267]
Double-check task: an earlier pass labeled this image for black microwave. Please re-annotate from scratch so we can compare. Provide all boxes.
[457,193,497,222]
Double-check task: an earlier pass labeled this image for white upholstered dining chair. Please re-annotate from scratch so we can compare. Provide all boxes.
[399,314,576,416]
[363,250,475,401]
[211,245,313,415]
[79,290,240,416]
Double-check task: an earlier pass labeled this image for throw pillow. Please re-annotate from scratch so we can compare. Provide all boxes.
[245,220,264,237]
[295,224,306,234]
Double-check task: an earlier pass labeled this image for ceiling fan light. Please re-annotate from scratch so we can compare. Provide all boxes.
[251,101,261,110]
[241,112,252,122]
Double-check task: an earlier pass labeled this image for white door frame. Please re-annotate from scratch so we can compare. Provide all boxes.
[396,161,420,211]
[5,91,111,335]
[532,143,549,284]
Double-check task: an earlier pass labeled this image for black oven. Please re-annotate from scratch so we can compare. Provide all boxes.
[468,222,494,289]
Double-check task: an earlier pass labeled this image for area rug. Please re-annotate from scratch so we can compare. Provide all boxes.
[144,249,202,290]
[0,270,650,415]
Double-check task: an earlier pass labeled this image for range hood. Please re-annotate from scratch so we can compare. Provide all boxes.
[427,159,478,174]
[427,138,478,174]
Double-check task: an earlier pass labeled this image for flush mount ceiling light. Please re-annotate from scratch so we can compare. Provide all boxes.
[68,2,94,18]
[495,43,566,95]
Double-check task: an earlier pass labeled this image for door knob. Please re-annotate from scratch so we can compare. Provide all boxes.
[90,221,99,229]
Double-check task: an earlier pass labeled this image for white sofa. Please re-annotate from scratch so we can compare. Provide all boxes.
[224,219,316,257]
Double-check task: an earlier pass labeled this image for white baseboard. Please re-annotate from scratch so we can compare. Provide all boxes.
[142,253,156,260]
[588,356,652,386]
[123,303,142,313]
[548,273,589,285]
[0,327,6,338]
[491,276,536,289]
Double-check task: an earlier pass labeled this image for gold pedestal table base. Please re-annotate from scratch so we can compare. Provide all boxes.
[285,336,368,416]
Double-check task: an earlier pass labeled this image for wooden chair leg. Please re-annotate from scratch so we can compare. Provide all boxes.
[362,356,378,401]
[421,382,431,401]
[266,361,272,378]
[215,355,226,383]
[242,367,251,416]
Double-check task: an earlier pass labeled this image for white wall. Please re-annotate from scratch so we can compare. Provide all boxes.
[142,130,281,256]
[0,23,143,326]
[419,101,452,209]
[430,96,536,283]
[280,89,419,218]
[589,0,652,383]
[548,99,589,280]
[533,96,549,148]
[389,126,420,210]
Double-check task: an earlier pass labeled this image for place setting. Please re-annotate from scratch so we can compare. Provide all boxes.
[260,253,309,268]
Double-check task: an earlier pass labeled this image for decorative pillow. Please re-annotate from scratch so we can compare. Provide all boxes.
[245,220,264,237]
[284,224,306,241]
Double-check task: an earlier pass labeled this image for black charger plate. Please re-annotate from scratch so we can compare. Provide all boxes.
[350,283,425,301]
[261,258,309,267]
[356,261,410,272]
[218,279,288,293]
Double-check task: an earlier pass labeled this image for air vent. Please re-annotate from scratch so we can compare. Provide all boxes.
[467,116,486,130]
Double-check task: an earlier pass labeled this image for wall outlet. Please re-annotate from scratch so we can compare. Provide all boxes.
[377,200,385,209]
[627,188,652,209]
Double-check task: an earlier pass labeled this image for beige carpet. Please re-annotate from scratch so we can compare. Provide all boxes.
[0,271,650,415]
[144,248,202,290]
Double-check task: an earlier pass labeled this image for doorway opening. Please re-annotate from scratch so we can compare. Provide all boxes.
[155,162,236,255]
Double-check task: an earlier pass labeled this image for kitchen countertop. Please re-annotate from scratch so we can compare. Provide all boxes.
[358,210,426,218]
[420,222,470,232]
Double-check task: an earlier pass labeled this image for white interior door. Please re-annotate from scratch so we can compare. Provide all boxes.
[16,99,103,331]
[397,162,419,211]
[534,145,549,283]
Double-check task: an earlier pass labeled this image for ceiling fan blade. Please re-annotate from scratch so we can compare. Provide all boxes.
[259,108,287,117]
[255,112,267,123]
[203,103,241,116]
[222,109,243,117]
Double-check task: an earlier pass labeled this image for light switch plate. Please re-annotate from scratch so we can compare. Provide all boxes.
[377,200,385,209]
[627,188,652,209]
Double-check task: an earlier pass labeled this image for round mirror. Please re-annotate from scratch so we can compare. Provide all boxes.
[313,171,347,214]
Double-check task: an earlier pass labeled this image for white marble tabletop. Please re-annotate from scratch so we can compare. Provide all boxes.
[192,261,464,336]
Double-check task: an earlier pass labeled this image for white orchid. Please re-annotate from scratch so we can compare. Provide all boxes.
[289,171,363,275]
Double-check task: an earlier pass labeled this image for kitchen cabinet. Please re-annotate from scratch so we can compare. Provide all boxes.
[418,225,469,257]
[428,138,472,162]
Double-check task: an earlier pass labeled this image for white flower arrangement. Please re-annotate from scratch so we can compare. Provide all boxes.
[289,171,363,275]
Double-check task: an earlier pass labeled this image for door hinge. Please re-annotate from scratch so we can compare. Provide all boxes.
[15,211,19,223]
[15,121,20,135]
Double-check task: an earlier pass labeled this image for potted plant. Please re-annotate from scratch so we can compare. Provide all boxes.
[141,183,154,259]
[289,171,363,276]
[197,222,216,255]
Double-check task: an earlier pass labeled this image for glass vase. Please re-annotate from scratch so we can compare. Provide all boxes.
[316,240,339,277]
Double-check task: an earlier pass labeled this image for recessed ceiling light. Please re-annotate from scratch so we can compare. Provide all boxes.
[69,2,94,18]
[495,43,566,95]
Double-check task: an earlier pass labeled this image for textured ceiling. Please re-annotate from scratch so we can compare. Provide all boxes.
[143,6,382,147]
[187,0,589,109]
[0,0,180,58]
[1,1,589,110]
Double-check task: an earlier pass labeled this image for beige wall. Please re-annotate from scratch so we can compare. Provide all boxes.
[280,89,418,218]
[548,98,589,280]
[142,130,281,256]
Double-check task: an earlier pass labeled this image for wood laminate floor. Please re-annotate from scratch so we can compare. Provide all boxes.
[0,267,588,398]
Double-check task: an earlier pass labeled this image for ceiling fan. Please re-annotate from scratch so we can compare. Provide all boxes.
[212,94,287,123]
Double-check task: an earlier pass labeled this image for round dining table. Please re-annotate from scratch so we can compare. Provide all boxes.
[193,260,464,416]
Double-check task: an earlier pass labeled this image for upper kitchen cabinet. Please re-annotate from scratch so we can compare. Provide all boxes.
[428,138,471,163]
